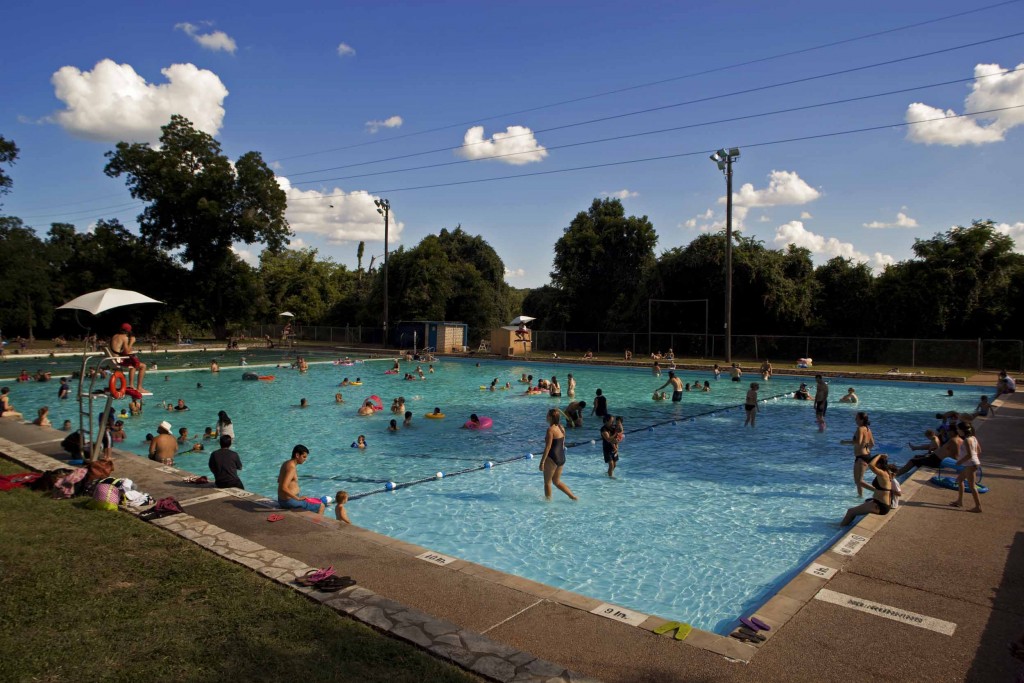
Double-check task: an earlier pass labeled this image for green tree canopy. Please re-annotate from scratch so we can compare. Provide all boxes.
[551,198,657,330]
[104,115,290,336]
[0,135,18,207]
[0,217,54,337]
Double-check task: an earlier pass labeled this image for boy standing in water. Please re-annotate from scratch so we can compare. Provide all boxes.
[334,491,351,524]
[600,414,619,478]
[814,375,830,432]
[744,383,760,428]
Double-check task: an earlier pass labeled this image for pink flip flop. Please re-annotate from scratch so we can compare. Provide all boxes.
[295,566,335,586]
[267,514,285,522]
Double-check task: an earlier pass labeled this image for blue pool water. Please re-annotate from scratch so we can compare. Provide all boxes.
[5,357,987,633]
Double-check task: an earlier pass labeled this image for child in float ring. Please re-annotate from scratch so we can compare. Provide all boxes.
[351,435,367,449]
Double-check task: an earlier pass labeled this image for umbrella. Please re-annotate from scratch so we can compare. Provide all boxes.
[57,288,163,315]
[510,315,535,325]
[280,312,295,318]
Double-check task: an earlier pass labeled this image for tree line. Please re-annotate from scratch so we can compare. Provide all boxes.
[1,120,1021,345]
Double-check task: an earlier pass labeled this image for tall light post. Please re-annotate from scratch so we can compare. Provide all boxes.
[374,198,390,348]
[709,147,740,364]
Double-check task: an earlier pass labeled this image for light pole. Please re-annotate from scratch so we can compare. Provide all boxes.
[709,147,740,364]
[373,198,391,348]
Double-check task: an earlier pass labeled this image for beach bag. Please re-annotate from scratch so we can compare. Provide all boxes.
[52,468,88,499]
[86,481,121,511]
[86,458,114,482]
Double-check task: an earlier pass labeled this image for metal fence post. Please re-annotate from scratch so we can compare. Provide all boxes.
[856,338,860,365]
[912,339,916,368]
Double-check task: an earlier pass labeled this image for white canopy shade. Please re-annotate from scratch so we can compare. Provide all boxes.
[56,288,163,315]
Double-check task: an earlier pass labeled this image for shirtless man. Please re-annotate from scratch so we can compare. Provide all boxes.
[566,373,576,398]
[149,420,177,465]
[656,371,684,403]
[357,400,376,416]
[564,400,586,428]
[277,444,324,514]
[814,374,830,432]
[110,323,147,392]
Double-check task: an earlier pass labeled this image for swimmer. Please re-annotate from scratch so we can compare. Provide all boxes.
[567,373,576,398]
[403,411,413,427]
[203,426,216,439]
[357,400,375,416]
[713,363,721,380]
[563,400,586,428]
[744,383,759,427]
[178,427,190,444]
[462,413,482,429]
[197,383,203,389]
[299,398,308,408]
[341,378,350,386]
[519,373,529,383]
[430,407,443,416]
[429,365,434,373]
[388,419,399,432]
[652,391,667,401]
[335,393,344,403]
[61,419,73,431]
[656,371,684,403]
[504,381,512,390]
[352,435,367,449]
[652,361,661,377]
[794,383,811,400]
[334,490,351,524]
[840,387,859,404]
[702,381,711,392]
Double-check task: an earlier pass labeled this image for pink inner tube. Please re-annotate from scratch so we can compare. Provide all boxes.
[384,369,398,374]
[465,416,493,429]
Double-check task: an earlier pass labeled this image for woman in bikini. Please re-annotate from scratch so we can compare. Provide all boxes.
[539,408,577,501]
[839,453,893,526]
[841,412,875,497]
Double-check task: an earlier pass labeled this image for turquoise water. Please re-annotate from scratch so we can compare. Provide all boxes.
[5,357,987,633]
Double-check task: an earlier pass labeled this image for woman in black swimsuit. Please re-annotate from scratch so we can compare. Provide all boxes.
[841,412,875,497]
[539,408,577,501]
[840,454,893,525]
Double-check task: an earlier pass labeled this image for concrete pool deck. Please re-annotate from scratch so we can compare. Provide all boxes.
[2,389,1022,682]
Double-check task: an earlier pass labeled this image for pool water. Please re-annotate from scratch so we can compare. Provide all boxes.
[6,357,987,633]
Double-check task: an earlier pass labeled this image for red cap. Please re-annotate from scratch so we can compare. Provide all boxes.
[121,323,132,332]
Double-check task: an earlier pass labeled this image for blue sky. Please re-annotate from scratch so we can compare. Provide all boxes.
[3,0,1023,287]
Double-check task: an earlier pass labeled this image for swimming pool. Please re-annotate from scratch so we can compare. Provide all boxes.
[6,357,987,633]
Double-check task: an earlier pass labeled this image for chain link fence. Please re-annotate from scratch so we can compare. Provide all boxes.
[530,330,1023,371]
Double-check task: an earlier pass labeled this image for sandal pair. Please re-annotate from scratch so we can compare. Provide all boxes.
[295,566,335,586]
[730,626,766,643]
[313,575,356,592]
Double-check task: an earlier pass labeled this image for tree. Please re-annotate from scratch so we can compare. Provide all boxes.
[259,247,349,323]
[551,198,657,330]
[0,217,54,337]
[104,115,290,336]
[0,135,18,207]
[812,257,874,335]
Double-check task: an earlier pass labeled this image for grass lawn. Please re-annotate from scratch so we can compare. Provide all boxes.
[0,459,476,683]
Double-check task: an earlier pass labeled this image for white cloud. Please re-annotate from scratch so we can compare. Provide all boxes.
[276,176,404,245]
[773,220,892,271]
[681,208,715,230]
[175,22,237,53]
[724,170,821,208]
[906,63,1024,146]
[504,267,526,279]
[456,125,548,165]
[365,115,403,134]
[230,244,259,267]
[288,238,307,250]
[995,222,1024,253]
[758,214,771,223]
[337,43,356,57]
[864,211,919,229]
[50,59,228,143]
[800,211,813,220]
[602,189,638,200]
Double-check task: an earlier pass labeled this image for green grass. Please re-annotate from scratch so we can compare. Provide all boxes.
[0,459,476,683]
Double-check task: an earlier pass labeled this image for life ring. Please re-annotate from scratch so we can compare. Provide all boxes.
[350,381,363,386]
[368,395,384,411]
[258,375,275,381]
[108,371,128,399]
[384,369,398,375]
[465,416,493,429]
[425,412,446,419]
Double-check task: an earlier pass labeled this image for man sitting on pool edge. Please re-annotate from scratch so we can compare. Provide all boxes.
[277,444,324,514]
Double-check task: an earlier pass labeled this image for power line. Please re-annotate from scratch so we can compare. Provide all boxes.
[285,30,1024,179]
[286,67,1023,190]
[271,0,1024,163]
[338,105,1024,196]
[16,201,145,222]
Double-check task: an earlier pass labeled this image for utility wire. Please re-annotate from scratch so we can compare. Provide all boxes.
[286,67,1023,188]
[16,200,145,222]
[337,104,1024,196]
[285,30,1024,178]
[272,0,1024,163]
